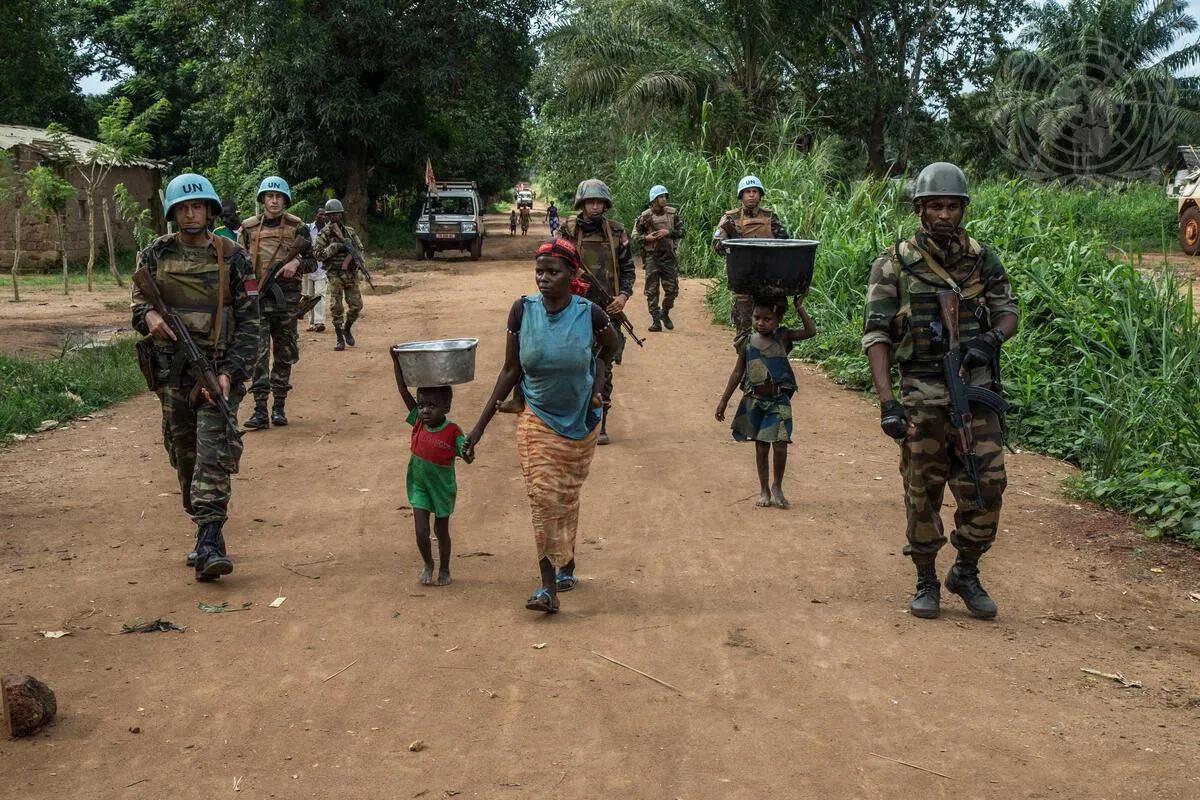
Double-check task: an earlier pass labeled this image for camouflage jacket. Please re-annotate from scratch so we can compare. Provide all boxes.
[312,223,366,271]
[862,228,1019,406]
[131,234,262,386]
[711,205,787,251]
[632,205,685,257]
[557,214,636,298]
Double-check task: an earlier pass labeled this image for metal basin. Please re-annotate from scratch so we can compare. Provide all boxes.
[723,238,819,296]
[391,338,479,387]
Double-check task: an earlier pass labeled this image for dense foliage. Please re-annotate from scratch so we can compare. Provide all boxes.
[604,135,1198,542]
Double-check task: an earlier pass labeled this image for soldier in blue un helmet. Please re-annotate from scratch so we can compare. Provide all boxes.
[130,173,262,581]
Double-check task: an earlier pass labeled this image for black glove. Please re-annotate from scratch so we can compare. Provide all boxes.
[961,330,1001,370]
[880,399,911,441]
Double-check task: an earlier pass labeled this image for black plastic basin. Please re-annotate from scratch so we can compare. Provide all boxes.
[723,239,818,296]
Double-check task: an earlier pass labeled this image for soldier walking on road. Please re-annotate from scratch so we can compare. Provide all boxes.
[862,162,1019,620]
[239,176,315,430]
[131,173,261,580]
[557,178,635,445]
[711,176,789,338]
[312,198,366,352]
[633,184,684,332]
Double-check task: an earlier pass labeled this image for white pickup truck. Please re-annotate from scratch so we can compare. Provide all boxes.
[415,180,484,260]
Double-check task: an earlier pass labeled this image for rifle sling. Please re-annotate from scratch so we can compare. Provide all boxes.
[212,234,228,347]
[904,239,985,300]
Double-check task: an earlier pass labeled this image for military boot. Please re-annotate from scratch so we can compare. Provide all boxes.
[597,408,610,446]
[648,313,663,333]
[909,557,941,619]
[334,327,346,351]
[193,521,233,581]
[343,322,356,347]
[244,399,270,430]
[944,555,998,619]
[186,526,199,568]
[271,398,288,427]
[662,306,674,330]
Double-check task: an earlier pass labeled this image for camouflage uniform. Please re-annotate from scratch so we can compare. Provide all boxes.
[313,222,365,330]
[131,234,260,526]
[238,212,314,405]
[557,214,636,402]
[632,204,684,321]
[862,228,1019,558]
[711,205,788,335]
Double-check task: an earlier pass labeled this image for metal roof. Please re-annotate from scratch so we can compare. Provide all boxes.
[0,123,162,169]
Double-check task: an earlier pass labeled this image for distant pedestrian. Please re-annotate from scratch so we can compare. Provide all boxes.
[509,209,518,236]
[304,209,328,333]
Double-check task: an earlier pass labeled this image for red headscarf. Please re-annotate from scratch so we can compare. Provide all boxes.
[536,238,590,296]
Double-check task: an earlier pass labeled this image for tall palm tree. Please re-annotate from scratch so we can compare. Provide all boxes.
[992,0,1200,181]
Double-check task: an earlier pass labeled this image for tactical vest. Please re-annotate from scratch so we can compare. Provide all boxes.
[242,212,303,282]
[640,206,678,254]
[564,216,620,297]
[153,234,233,350]
[726,206,774,238]
[893,237,990,373]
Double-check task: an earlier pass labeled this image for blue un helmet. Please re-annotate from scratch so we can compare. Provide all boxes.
[257,175,292,203]
[737,175,765,198]
[648,184,669,204]
[164,173,222,218]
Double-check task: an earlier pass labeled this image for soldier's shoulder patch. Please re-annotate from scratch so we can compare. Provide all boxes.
[243,276,259,297]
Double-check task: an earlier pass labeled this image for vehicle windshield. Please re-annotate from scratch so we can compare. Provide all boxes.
[426,196,475,216]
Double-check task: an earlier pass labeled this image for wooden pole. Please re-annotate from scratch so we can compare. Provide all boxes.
[85,187,95,292]
[102,197,125,287]
[57,213,68,295]
[10,207,20,303]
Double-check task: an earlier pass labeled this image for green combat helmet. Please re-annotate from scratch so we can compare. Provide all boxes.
[911,162,970,205]
[323,198,345,215]
[574,179,612,211]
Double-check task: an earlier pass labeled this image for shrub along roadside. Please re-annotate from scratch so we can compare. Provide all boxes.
[604,138,1200,545]
[0,339,146,439]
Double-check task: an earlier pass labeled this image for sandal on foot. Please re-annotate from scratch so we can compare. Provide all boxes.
[525,588,559,613]
[556,573,578,592]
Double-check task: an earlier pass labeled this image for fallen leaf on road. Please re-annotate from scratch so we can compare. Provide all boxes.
[532,642,547,649]
[408,739,424,752]
[40,630,71,638]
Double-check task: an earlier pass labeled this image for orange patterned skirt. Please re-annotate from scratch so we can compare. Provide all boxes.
[516,409,599,568]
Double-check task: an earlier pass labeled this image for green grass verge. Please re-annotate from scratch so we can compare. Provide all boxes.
[366,213,417,257]
[0,339,146,439]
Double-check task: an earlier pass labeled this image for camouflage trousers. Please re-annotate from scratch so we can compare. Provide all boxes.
[327,269,363,330]
[158,376,246,526]
[251,286,300,402]
[643,254,679,318]
[900,404,1007,559]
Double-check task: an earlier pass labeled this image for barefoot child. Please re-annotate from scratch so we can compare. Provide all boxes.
[392,353,473,585]
[715,298,816,509]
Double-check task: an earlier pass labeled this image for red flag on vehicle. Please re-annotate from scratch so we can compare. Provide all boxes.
[425,158,438,197]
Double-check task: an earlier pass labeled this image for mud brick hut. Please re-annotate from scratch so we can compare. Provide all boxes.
[0,124,164,268]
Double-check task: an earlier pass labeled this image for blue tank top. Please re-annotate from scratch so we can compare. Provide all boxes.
[519,295,599,439]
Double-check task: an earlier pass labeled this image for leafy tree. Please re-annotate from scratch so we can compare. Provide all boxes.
[25,166,77,295]
[1,1,93,132]
[44,98,169,291]
[991,0,1200,182]
[0,151,27,302]
[807,0,1030,176]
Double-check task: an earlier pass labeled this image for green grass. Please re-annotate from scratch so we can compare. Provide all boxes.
[8,251,138,295]
[365,213,416,257]
[0,339,146,439]
[603,136,1200,545]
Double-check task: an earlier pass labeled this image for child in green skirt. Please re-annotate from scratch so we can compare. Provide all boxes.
[392,351,473,585]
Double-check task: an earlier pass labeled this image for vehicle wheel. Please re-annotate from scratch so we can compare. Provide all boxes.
[1180,206,1200,255]
[470,237,482,261]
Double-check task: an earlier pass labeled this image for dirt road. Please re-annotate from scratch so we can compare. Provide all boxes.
[2,217,1199,799]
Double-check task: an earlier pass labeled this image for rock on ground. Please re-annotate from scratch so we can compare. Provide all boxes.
[3,674,57,738]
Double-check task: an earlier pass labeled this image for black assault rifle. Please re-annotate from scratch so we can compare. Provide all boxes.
[132,267,242,470]
[330,224,375,290]
[578,260,645,347]
[258,231,313,308]
[938,290,1008,511]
